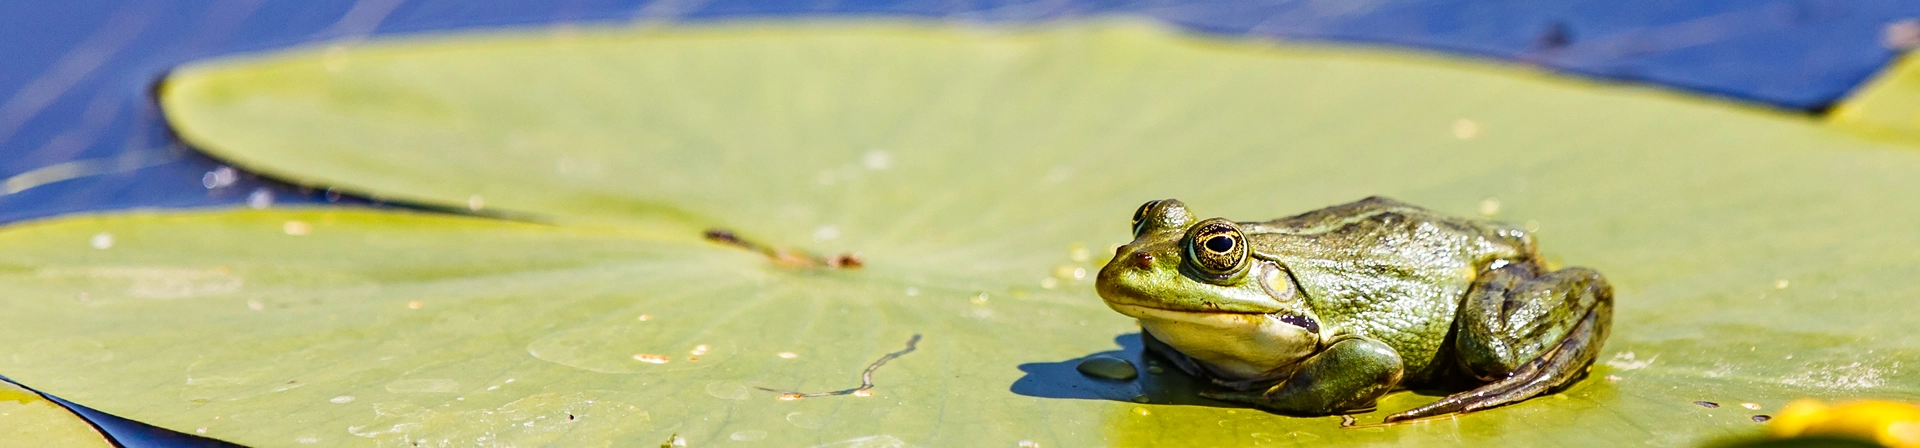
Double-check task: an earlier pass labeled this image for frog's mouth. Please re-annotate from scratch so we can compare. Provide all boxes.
[1102,299,1281,315]
[1105,302,1267,320]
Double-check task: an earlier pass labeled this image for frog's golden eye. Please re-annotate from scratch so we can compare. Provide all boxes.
[1131,200,1162,236]
[1183,218,1250,282]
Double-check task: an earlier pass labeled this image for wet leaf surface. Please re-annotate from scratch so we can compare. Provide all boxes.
[2,21,1918,446]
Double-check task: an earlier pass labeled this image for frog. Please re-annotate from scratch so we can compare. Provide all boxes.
[1096,197,1612,422]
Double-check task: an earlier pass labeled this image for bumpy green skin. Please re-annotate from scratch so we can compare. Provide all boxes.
[1097,197,1612,420]
[1245,197,1534,381]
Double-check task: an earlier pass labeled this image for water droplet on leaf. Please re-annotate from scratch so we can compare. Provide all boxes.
[704,381,749,400]
[731,430,768,441]
[1077,355,1138,381]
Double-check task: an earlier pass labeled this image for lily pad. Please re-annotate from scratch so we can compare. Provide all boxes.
[1829,52,1920,145]
[0,378,110,447]
[2,21,1917,446]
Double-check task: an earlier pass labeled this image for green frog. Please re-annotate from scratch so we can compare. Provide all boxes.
[1096,197,1611,422]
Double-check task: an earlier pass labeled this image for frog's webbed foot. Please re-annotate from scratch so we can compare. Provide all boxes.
[1385,266,1613,423]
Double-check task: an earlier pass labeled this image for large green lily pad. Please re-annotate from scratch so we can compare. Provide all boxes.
[2,21,1916,446]
[0,378,109,447]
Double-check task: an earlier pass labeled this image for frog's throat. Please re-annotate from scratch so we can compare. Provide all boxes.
[1114,304,1319,380]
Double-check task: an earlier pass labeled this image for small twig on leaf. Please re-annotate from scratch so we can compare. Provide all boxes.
[756,334,921,400]
[703,228,861,269]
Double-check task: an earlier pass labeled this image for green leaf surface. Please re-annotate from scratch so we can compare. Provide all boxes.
[3,20,1918,446]
[0,378,111,447]
[1829,52,1920,145]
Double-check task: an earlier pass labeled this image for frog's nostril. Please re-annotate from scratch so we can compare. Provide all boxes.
[1132,252,1154,268]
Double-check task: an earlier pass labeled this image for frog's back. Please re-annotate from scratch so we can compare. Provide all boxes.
[1242,197,1536,380]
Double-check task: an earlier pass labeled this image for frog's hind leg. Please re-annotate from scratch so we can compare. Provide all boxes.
[1383,265,1613,423]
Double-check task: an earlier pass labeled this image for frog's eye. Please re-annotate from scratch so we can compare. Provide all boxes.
[1133,199,1195,237]
[1131,200,1162,236]
[1182,218,1250,282]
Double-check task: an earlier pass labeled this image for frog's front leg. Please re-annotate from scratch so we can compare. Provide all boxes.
[1198,336,1404,415]
[1385,264,1613,422]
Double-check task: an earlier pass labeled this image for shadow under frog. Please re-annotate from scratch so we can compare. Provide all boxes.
[1012,333,1225,407]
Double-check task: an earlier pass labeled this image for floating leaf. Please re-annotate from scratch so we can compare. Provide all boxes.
[1830,52,1920,145]
[0,378,110,447]
[2,21,1918,446]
